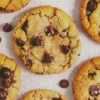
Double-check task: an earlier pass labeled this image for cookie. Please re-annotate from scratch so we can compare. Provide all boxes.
[13,6,82,74]
[80,0,100,43]
[22,89,68,100]
[0,54,21,100]
[73,57,100,100]
[0,0,30,13]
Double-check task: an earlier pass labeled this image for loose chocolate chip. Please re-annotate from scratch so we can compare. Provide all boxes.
[16,39,25,48]
[31,36,43,46]
[61,45,70,54]
[89,85,100,96]
[0,88,8,100]
[3,23,13,32]
[21,20,28,32]
[26,59,32,67]
[59,79,69,88]
[52,98,62,100]
[86,0,97,17]
[88,72,96,79]
[3,80,11,88]
[43,52,54,63]
[45,26,57,36]
[0,67,12,79]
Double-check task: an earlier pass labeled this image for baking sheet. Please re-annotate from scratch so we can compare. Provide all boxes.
[0,0,100,100]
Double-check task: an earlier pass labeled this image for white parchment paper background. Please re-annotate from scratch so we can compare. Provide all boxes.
[0,0,100,100]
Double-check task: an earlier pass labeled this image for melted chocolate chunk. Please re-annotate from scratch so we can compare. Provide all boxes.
[21,20,28,32]
[52,98,62,100]
[88,72,96,79]
[26,59,32,67]
[43,52,54,63]
[16,39,25,49]
[61,45,70,54]
[0,78,3,87]
[0,88,8,100]
[3,23,13,32]
[45,26,57,36]
[59,79,69,88]
[0,67,12,79]
[31,36,43,46]
[89,85,100,96]
[3,80,11,88]
[86,0,97,17]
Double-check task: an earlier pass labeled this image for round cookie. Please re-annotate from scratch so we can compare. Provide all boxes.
[22,89,68,100]
[73,57,100,100]
[13,6,82,74]
[0,54,21,100]
[80,0,100,43]
[0,0,30,13]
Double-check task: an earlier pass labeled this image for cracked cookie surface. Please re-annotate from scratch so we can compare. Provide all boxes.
[13,6,82,74]
[73,57,100,100]
[80,0,100,43]
[0,54,21,100]
[22,89,68,100]
[0,0,30,13]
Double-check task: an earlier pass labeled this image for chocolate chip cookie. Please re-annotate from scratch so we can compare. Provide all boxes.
[73,57,100,100]
[0,54,21,100]
[13,6,82,74]
[80,0,100,43]
[22,89,68,100]
[0,0,30,13]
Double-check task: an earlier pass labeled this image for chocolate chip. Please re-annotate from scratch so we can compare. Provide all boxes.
[59,79,69,88]
[16,39,25,49]
[0,7,3,10]
[0,78,3,87]
[3,23,13,32]
[43,52,54,63]
[31,36,43,46]
[61,45,70,54]
[0,88,8,100]
[0,37,1,43]
[0,67,12,79]
[89,85,100,96]
[86,0,97,17]
[25,59,32,67]
[52,98,62,100]
[3,80,11,88]
[45,26,57,36]
[21,20,28,32]
[88,72,96,79]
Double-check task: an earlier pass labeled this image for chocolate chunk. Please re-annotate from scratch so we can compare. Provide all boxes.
[16,39,25,49]
[26,59,32,67]
[88,72,96,79]
[0,78,3,87]
[61,45,70,54]
[86,0,97,17]
[59,79,69,88]
[31,36,43,46]
[3,23,13,32]
[3,80,11,88]
[45,26,57,36]
[89,85,100,96]
[43,52,54,63]
[52,98,62,100]
[0,67,12,79]
[21,20,28,32]
[0,88,8,100]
